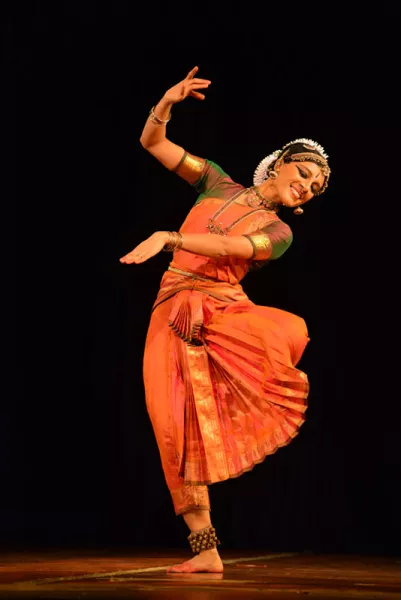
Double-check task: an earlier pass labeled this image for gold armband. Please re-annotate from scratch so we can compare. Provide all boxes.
[244,234,272,260]
[172,151,205,184]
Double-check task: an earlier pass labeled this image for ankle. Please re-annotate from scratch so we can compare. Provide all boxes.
[187,524,221,556]
[201,547,220,558]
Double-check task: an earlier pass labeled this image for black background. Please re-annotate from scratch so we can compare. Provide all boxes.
[6,2,400,555]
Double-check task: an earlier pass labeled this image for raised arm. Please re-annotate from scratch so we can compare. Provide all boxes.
[120,232,254,264]
[140,66,211,179]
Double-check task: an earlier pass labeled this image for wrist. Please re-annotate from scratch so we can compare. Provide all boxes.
[159,231,170,245]
[161,231,183,252]
[159,96,174,109]
[150,99,172,126]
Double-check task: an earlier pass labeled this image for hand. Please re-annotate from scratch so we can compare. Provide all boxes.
[163,66,211,105]
[119,231,168,265]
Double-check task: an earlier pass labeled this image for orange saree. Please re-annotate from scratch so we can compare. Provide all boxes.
[143,158,310,515]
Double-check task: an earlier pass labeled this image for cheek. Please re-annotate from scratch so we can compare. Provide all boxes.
[278,173,291,188]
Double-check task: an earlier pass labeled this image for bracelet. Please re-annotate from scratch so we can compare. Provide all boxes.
[149,106,171,126]
[162,231,183,252]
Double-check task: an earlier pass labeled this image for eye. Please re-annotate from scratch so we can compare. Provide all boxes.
[297,166,308,179]
[311,183,321,195]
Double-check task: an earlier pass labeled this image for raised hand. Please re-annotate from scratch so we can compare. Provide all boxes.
[163,66,211,105]
[119,232,168,265]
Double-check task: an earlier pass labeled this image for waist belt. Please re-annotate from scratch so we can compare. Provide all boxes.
[168,265,223,283]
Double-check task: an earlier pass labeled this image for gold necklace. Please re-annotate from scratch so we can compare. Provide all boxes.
[247,187,280,213]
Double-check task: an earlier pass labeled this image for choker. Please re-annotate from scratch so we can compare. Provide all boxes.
[246,187,280,213]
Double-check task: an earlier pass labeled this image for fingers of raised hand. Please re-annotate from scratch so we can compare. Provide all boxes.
[189,83,211,92]
[190,78,211,85]
[190,90,206,100]
[187,81,211,99]
[186,66,199,79]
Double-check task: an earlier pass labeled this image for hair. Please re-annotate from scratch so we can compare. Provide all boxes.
[281,142,324,163]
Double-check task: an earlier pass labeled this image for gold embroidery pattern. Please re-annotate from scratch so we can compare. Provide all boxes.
[184,344,229,483]
[244,234,272,260]
[207,208,268,237]
[172,485,210,515]
[207,187,277,236]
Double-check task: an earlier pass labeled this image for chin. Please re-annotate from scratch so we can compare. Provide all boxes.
[281,190,297,208]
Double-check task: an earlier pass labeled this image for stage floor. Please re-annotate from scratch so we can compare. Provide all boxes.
[0,550,400,599]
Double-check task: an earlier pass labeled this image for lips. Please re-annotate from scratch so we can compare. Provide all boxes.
[290,186,300,199]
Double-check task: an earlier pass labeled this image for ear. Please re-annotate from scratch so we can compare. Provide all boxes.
[274,158,283,172]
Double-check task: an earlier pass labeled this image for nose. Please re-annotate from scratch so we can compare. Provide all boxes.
[302,181,314,196]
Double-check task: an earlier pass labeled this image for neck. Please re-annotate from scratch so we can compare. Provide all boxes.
[255,181,282,206]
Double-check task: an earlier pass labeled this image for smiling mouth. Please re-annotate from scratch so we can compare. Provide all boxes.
[290,186,300,199]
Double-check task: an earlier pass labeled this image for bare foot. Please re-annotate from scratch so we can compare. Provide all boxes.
[167,548,223,573]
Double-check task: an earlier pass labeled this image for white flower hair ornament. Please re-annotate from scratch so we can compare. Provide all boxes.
[253,150,282,186]
[253,138,330,192]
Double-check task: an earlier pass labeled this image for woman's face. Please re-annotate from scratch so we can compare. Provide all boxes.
[275,161,326,207]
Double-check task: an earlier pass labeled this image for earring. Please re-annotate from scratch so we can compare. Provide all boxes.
[293,206,304,215]
[269,170,278,179]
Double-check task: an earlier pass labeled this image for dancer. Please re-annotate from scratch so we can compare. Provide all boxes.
[120,66,330,573]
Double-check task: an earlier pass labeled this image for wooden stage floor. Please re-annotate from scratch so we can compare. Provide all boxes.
[0,549,400,599]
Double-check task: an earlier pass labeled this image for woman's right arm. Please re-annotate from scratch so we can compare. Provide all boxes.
[139,66,211,178]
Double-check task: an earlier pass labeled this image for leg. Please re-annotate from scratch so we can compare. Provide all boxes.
[144,304,223,573]
[183,508,212,531]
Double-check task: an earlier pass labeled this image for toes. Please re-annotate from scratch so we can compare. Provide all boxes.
[167,562,191,573]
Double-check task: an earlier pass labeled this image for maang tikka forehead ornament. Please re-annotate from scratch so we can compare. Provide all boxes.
[253,138,331,196]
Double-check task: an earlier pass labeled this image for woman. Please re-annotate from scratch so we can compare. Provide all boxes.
[120,66,330,573]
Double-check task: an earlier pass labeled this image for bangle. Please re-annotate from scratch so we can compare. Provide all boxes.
[162,231,183,252]
[149,106,171,126]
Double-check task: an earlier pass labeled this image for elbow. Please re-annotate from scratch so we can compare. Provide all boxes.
[139,136,149,149]
[139,137,159,154]
[139,132,155,150]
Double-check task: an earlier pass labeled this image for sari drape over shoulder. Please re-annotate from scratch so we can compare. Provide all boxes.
[143,158,309,514]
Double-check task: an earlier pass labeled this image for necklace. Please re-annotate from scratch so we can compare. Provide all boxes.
[206,187,279,236]
[246,186,280,213]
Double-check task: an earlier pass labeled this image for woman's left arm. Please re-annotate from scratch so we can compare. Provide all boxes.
[119,231,254,264]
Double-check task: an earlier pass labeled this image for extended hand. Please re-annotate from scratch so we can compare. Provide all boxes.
[163,66,211,104]
[119,232,168,265]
